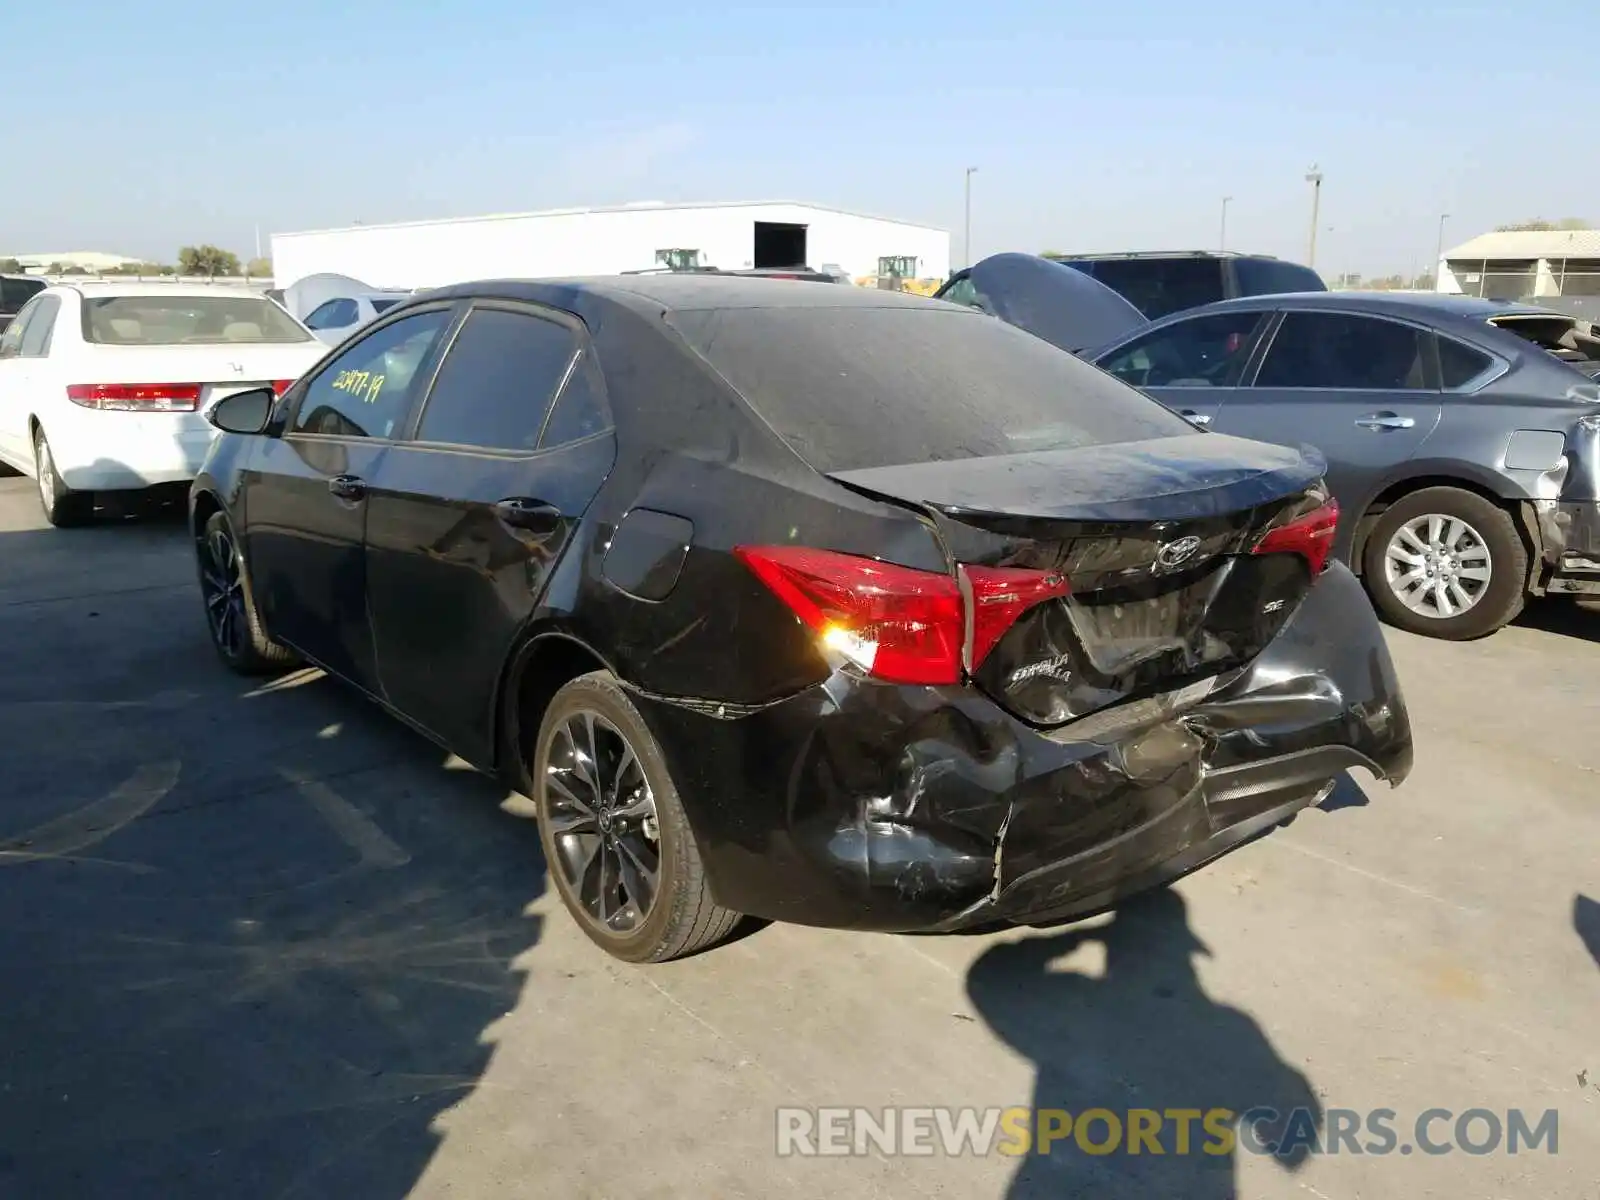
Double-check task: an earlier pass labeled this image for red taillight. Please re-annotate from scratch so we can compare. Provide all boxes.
[271,379,295,397]
[1253,497,1340,575]
[67,383,201,412]
[963,565,1073,667]
[733,546,1068,685]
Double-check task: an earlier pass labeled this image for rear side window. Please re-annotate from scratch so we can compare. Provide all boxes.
[19,295,60,357]
[414,308,578,451]
[1232,258,1326,297]
[669,306,1196,473]
[370,298,402,314]
[1084,258,1226,319]
[83,296,311,344]
[1438,337,1496,389]
[1098,311,1267,388]
[1255,312,1429,390]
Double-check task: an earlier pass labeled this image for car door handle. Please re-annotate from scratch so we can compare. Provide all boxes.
[1179,409,1212,425]
[493,497,563,533]
[1355,413,1415,431]
[328,474,367,501]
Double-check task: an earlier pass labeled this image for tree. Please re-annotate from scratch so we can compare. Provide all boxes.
[178,245,242,276]
[245,257,272,278]
[1495,218,1591,232]
[0,257,21,273]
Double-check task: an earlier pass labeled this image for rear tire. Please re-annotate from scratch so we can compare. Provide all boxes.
[532,671,741,962]
[33,429,92,527]
[197,511,298,674]
[1361,486,1526,640]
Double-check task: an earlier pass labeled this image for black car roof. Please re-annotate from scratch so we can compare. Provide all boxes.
[421,274,950,315]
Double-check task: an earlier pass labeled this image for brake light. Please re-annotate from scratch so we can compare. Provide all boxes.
[67,383,201,412]
[734,546,1069,685]
[963,565,1073,666]
[272,379,295,397]
[1253,497,1340,574]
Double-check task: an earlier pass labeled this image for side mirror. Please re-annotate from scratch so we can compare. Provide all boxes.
[208,386,276,435]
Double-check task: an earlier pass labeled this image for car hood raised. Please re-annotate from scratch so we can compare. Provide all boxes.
[961,253,1149,354]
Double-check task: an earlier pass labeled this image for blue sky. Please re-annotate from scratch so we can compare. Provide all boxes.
[6,1,1590,277]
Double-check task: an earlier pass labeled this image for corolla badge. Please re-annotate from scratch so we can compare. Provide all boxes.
[1154,534,1204,571]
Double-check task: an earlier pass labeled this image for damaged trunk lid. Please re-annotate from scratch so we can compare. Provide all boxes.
[829,432,1332,728]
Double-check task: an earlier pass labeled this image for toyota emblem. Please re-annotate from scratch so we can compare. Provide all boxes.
[1155,535,1203,571]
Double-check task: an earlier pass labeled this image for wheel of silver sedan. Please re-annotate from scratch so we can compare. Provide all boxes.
[1382,513,1492,619]
[543,709,662,936]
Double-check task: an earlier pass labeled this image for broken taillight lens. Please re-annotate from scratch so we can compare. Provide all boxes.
[733,546,1069,685]
[1252,496,1340,575]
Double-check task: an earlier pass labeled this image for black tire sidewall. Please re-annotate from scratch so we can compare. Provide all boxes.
[33,430,86,527]
[531,672,697,962]
[1362,488,1526,639]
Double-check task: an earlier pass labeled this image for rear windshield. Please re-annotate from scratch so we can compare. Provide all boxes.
[1077,257,1227,320]
[1233,257,1326,297]
[82,296,312,345]
[370,298,403,314]
[668,306,1195,473]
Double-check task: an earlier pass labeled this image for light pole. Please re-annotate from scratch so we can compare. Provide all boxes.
[1219,196,1232,252]
[964,167,978,269]
[1434,212,1450,290]
[1304,166,1323,269]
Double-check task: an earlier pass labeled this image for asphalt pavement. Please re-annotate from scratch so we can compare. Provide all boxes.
[0,474,1595,1199]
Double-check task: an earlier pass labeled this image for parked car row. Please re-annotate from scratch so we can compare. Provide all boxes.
[935,253,1600,639]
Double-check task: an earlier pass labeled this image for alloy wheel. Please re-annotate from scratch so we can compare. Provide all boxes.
[199,525,249,659]
[35,437,55,511]
[543,710,662,936]
[1382,513,1492,619]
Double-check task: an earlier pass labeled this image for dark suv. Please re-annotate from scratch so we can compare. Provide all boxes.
[1046,251,1326,320]
[0,275,46,335]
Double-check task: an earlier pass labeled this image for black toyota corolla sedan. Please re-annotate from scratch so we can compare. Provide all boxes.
[189,275,1413,962]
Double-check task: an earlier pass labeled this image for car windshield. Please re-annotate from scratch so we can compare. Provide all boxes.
[668,305,1195,473]
[82,296,312,345]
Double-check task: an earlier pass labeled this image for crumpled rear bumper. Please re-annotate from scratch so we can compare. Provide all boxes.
[630,562,1412,933]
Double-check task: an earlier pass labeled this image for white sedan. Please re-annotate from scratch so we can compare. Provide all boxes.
[0,283,328,525]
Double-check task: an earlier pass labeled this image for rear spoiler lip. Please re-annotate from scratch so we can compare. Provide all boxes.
[826,434,1329,528]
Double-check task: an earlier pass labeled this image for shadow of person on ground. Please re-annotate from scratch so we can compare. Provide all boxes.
[1576,894,1600,971]
[966,887,1323,1199]
[0,578,548,1200]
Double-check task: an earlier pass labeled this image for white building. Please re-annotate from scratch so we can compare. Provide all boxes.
[1436,228,1600,301]
[270,201,950,291]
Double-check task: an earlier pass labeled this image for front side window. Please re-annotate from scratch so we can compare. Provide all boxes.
[414,308,578,451]
[1098,311,1267,388]
[304,298,359,330]
[290,309,451,439]
[82,295,312,345]
[1255,312,1428,390]
[937,275,981,308]
[19,295,60,357]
